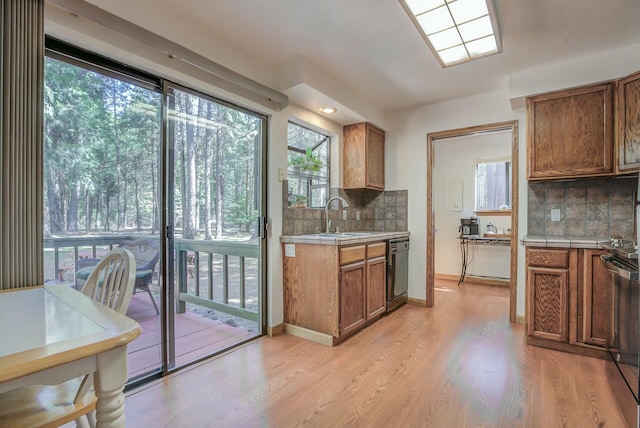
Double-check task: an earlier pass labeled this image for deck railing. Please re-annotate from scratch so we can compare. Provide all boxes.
[174,239,259,322]
[44,235,130,282]
[43,235,259,323]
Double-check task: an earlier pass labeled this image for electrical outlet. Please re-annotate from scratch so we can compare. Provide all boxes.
[285,244,295,257]
[551,208,561,222]
[342,210,347,220]
[356,210,361,221]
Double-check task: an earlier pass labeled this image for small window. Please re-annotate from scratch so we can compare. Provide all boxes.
[287,122,330,208]
[475,159,511,213]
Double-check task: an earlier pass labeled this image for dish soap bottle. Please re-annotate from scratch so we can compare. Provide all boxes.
[486,222,497,234]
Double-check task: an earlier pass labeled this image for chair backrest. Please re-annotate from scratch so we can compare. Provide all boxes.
[80,248,136,314]
[118,239,160,272]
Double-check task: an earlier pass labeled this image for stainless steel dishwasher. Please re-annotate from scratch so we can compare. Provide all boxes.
[386,238,409,312]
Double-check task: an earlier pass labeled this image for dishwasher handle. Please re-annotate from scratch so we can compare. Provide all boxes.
[601,254,639,281]
[389,240,410,254]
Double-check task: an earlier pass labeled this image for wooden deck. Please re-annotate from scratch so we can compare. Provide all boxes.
[125,292,259,379]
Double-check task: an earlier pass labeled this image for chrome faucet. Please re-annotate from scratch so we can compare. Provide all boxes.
[325,196,349,233]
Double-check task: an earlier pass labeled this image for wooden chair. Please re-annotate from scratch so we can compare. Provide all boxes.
[0,248,136,428]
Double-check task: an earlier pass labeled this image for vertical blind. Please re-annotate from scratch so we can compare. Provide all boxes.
[0,0,44,289]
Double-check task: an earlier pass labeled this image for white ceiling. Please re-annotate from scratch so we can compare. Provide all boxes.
[77,0,640,122]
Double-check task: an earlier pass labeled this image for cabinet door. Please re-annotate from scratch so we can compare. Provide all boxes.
[343,123,385,190]
[526,266,569,342]
[527,82,614,180]
[579,249,611,347]
[365,124,385,190]
[366,256,387,320]
[617,70,640,172]
[339,261,366,335]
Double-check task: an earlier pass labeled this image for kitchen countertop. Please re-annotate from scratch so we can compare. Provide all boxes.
[520,235,616,249]
[280,231,410,246]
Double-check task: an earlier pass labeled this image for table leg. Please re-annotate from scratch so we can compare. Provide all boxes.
[458,238,468,285]
[94,345,128,427]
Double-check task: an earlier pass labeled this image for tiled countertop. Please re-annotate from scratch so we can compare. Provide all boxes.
[280,231,410,246]
[520,235,610,249]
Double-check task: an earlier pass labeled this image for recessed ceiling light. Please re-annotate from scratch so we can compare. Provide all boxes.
[319,107,337,114]
[399,0,502,68]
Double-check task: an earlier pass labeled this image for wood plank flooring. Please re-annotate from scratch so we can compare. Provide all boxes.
[124,280,626,427]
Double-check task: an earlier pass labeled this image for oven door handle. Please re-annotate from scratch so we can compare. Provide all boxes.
[601,254,639,281]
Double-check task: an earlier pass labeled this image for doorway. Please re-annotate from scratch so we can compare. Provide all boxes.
[426,121,519,322]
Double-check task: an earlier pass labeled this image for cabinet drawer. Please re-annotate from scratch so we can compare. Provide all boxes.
[340,245,366,265]
[527,248,569,269]
[366,242,386,259]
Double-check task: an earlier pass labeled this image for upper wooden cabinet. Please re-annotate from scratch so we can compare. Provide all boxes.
[343,122,385,190]
[616,70,640,173]
[527,82,614,180]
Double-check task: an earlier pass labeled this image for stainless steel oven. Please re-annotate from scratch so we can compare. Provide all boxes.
[602,246,640,428]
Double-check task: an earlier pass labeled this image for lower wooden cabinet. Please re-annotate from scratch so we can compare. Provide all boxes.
[339,261,366,335]
[525,247,611,358]
[578,249,611,347]
[526,264,570,342]
[283,241,387,345]
[366,256,387,320]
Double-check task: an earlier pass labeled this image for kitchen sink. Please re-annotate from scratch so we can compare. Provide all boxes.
[316,232,358,237]
[314,232,381,237]
[340,232,380,236]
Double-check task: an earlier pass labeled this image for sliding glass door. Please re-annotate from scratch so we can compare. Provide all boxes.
[165,85,265,369]
[43,42,266,382]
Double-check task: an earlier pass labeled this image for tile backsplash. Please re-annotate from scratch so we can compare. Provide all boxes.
[282,181,408,235]
[527,176,637,239]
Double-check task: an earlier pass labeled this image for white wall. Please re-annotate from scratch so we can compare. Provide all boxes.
[434,132,512,279]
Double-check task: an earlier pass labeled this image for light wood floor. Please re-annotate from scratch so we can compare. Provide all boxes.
[124,279,626,427]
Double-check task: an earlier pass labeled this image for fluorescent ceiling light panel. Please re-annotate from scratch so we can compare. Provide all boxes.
[428,28,462,51]
[416,6,454,34]
[458,16,493,41]
[448,0,488,24]
[399,0,502,67]
[404,0,446,15]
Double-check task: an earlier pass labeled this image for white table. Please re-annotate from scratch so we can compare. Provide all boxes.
[0,285,141,427]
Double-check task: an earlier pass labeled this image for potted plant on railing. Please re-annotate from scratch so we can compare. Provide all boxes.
[288,193,308,208]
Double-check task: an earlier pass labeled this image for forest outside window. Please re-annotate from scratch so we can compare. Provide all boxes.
[475,159,511,215]
[287,122,330,208]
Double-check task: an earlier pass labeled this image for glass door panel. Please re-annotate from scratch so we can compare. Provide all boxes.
[42,54,163,381]
[166,85,264,369]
